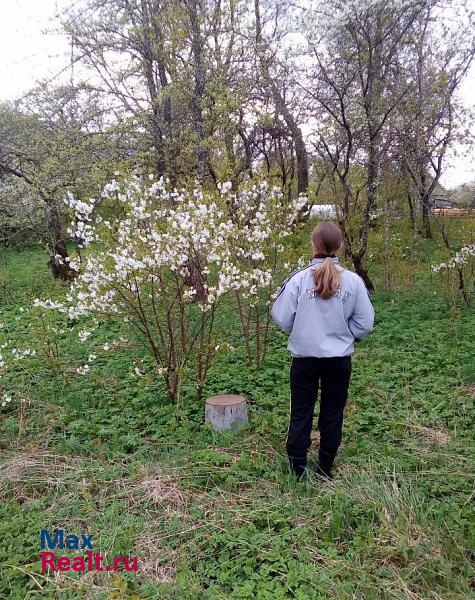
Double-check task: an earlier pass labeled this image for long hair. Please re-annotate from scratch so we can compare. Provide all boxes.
[311,222,344,299]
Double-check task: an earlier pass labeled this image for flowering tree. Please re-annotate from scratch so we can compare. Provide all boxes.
[35,176,308,402]
[0,93,122,280]
[431,243,475,306]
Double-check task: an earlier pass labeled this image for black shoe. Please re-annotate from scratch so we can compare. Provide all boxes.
[317,449,336,480]
[315,463,333,480]
[288,455,307,480]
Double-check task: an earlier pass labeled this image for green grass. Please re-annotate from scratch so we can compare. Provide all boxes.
[0,218,474,599]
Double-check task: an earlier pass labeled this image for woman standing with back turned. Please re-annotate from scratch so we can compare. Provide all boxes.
[271,222,375,480]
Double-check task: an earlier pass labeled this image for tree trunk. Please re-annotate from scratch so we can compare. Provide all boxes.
[139,0,167,176]
[254,0,308,196]
[47,204,77,281]
[383,195,391,290]
[406,191,419,289]
[352,254,374,291]
[421,191,432,239]
[189,0,207,181]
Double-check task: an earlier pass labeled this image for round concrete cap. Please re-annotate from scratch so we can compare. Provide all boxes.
[206,394,246,406]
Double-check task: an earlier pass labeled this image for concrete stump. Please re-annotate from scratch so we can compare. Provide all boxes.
[205,394,248,431]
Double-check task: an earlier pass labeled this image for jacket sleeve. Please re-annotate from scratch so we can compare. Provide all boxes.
[348,276,375,341]
[271,274,300,334]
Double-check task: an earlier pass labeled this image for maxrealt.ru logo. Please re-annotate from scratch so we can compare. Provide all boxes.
[40,530,138,572]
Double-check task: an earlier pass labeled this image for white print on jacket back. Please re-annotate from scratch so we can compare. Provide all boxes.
[305,287,352,302]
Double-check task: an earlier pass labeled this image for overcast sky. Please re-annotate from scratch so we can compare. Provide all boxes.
[1,0,474,189]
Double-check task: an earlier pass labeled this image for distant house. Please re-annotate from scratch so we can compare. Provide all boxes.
[430,194,454,210]
[429,179,454,210]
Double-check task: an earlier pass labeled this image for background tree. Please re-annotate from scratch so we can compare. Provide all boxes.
[395,0,475,240]
[254,0,309,197]
[0,177,44,250]
[0,86,123,278]
[296,0,429,289]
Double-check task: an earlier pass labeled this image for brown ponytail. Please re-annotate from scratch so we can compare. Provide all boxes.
[311,222,344,300]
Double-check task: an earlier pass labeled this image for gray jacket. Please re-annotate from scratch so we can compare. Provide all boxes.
[271,257,375,357]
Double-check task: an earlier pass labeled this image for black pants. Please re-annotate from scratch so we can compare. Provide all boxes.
[286,355,352,475]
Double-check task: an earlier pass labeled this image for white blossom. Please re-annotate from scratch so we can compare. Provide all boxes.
[78,329,92,342]
[431,244,475,273]
[1,394,12,407]
[34,298,67,312]
[11,348,36,360]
